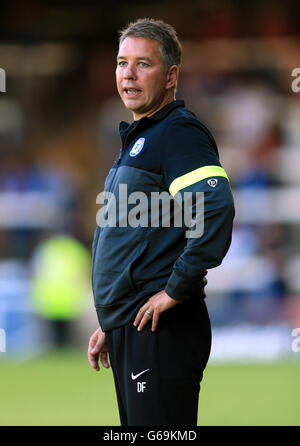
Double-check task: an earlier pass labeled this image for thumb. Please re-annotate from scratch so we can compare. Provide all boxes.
[91,337,103,353]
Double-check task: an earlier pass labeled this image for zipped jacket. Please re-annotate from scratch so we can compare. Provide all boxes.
[92,100,235,331]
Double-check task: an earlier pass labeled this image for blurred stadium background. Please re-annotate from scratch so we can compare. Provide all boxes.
[0,0,300,426]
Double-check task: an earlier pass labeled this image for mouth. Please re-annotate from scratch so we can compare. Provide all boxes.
[123,88,142,97]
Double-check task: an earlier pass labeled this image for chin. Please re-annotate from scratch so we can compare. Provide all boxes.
[121,94,141,106]
[124,102,144,114]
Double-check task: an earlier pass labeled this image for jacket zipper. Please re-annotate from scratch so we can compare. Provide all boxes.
[93,121,139,264]
[106,121,139,194]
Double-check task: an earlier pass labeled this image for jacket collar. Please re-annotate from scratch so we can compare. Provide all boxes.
[145,99,185,121]
[119,99,185,134]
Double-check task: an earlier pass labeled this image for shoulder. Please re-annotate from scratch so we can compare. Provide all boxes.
[159,106,222,187]
[162,106,219,157]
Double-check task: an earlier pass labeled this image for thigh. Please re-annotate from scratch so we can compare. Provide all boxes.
[107,298,211,426]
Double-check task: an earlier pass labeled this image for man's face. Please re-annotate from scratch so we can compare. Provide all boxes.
[116,36,171,120]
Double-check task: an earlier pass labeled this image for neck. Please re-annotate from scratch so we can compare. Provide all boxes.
[133,91,176,121]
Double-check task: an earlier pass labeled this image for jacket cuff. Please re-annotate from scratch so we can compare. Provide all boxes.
[165,269,207,301]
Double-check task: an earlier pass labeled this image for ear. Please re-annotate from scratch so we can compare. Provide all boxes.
[166,65,179,90]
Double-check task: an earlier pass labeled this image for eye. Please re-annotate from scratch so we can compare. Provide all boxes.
[139,62,149,67]
[118,61,127,67]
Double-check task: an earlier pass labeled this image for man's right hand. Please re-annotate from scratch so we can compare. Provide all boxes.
[88,327,110,371]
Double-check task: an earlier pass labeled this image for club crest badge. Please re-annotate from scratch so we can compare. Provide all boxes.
[130,138,145,157]
[207,178,218,188]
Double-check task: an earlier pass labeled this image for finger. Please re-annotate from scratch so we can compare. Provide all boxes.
[133,304,148,327]
[133,311,142,327]
[100,351,110,368]
[88,338,104,370]
[89,335,98,349]
[137,311,152,332]
[88,349,100,371]
[91,333,106,353]
[90,328,102,344]
[151,311,160,332]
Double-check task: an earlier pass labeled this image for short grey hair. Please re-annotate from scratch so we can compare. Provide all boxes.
[118,18,182,74]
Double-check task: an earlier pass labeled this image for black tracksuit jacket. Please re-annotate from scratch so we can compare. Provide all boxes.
[92,100,235,331]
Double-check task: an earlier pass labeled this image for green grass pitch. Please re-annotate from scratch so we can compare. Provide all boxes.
[0,349,299,426]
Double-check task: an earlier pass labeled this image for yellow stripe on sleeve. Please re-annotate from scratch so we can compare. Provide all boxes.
[169,165,229,196]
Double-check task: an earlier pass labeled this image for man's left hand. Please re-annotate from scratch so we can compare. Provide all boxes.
[133,290,180,332]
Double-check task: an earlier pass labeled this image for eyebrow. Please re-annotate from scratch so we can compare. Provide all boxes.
[116,56,152,62]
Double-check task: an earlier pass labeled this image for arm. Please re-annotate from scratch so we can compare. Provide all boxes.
[134,118,234,331]
[165,175,234,300]
[134,179,234,331]
[163,118,234,301]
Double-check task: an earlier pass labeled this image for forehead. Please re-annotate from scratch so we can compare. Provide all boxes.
[118,36,162,60]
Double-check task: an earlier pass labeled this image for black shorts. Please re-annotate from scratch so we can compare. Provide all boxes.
[105,296,212,426]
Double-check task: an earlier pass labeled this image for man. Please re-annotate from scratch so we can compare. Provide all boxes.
[88,18,234,426]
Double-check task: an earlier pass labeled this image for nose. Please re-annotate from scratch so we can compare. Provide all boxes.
[123,63,137,80]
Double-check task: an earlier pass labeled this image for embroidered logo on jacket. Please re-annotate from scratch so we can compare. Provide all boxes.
[130,137,145,157]
[207,178,218,188]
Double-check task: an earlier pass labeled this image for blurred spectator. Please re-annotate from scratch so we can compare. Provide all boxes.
[29,234,91,348]
[0,152,78,258]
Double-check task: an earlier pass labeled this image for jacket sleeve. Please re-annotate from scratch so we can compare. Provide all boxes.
[161,118,235,301]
